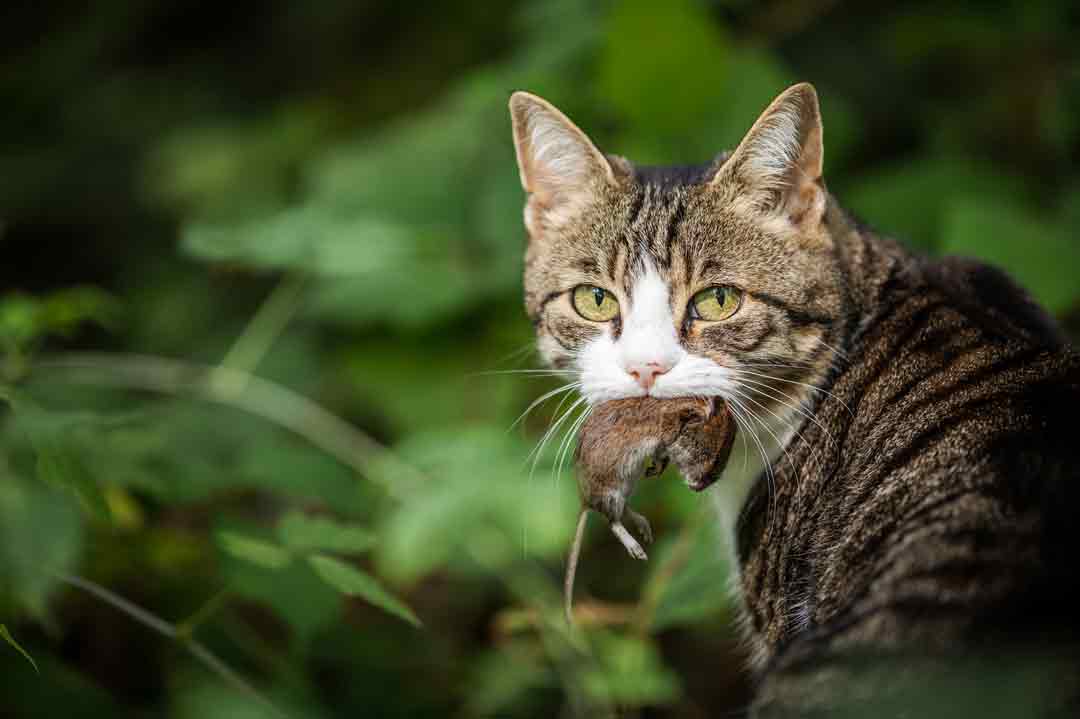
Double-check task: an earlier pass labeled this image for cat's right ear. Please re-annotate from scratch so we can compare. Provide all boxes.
[712,83,825,232]
[509,92,620,235]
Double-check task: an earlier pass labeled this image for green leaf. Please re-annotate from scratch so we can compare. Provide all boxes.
[0,624,38,673]
[581,633,681,707]
[0,287,119,353]
[35,441,110,521]
[182,207,418,276]
[643,520,731,631]
[374,426,578,583]
[465,642,557,717]
[307,554,421,628]
[0,472,84,618]
[38,286,121,337]
[226,559,340,646]
[216,532,292,570]
[276,512,376,555]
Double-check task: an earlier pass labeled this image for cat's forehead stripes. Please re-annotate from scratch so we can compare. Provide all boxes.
[612,178,702,298]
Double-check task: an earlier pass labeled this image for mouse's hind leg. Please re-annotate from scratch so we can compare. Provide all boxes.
[610,522,648,560]
[625,508,653,545]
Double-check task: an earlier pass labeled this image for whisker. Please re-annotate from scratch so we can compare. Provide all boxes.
[732,380,832,476]
[728,373,842,451]
[507,381,581,432]
[724,395,777,517]
[737,360,817,371]
[725,384,812,496]
[809,334,849,361]
[731,367,854,417]
[728,388,801,487]
[468,369,576,378]
[743,380,825,481]
[554,402,593,489]
[528,395,585,467]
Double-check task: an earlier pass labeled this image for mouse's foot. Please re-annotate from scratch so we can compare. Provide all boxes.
[625,509,653,544]
[610,521,648,560]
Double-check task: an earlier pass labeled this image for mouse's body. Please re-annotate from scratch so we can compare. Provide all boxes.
[565,396,736,622]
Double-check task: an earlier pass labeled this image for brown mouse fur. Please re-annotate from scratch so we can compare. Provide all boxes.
[565,396,736,623]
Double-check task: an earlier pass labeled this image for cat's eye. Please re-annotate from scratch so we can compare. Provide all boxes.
[690,286,742,321]
[572,285,619,322]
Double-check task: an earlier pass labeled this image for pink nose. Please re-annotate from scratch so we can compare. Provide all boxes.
[626,362,670,391]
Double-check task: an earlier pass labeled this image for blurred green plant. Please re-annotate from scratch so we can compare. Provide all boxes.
[0,288,119,380]
[0,623,38,673]
[2,0,1079,716]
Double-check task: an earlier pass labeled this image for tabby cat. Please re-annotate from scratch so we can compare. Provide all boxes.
[509,83,1080,716]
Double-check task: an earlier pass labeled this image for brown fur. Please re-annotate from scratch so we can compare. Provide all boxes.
[565,396,736,622]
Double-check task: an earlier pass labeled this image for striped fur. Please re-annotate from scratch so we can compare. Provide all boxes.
[510,83,1080,714]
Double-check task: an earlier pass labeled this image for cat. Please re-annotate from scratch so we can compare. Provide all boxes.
[509,83,1080,716]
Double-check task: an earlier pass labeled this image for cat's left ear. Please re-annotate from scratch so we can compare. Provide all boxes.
[713,83,825,229]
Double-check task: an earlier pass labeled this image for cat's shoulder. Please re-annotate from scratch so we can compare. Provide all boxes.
[915,253,1068,350]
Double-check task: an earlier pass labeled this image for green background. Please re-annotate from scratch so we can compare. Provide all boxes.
[1,1,1079,716]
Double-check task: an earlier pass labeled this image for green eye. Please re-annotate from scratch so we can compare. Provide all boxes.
[690,286,742,321]
[572,285,619,322]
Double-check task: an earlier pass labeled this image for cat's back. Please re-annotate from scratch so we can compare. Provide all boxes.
[740,245,1080,665]
[741,247,1080,715]
[837,251,1079,625]
[840,251,1080,491]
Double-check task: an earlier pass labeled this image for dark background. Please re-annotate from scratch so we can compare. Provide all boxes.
[2,1,1079,717]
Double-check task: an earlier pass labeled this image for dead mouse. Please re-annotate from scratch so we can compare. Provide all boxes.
[564,396,736,623]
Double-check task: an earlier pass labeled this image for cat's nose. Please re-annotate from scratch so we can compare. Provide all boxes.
[626,361,670,391]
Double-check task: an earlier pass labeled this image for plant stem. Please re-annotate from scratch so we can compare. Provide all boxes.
[213,275,307,398]
[32,352,426,496]
[55,573,288,718]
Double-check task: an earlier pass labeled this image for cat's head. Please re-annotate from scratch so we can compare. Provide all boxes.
[509,83,847,428]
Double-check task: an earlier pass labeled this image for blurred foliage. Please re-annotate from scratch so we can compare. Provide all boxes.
[1,0,1078,716]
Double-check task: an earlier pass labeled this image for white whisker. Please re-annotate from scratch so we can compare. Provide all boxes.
[727,382,835,504]
[469,369,576,378]
[738,380,829,481]
[724,394,777,516]
[728,387,801,489]
[728,372,841,451]
[507,381,581,432]
[732,366,854,417]
[526,395,586,474]
[554,403,593,489]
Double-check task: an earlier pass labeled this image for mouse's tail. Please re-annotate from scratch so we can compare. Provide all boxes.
[564,508,590,626]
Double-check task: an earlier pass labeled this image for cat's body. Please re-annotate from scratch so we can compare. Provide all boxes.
[735,231,1080,669]
[509,84,1080,715]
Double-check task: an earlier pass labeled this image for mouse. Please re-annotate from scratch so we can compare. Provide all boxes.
[564,396,736,624]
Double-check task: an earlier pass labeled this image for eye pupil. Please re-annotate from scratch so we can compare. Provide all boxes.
[690,285,741,321]
[593,287,605,307]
